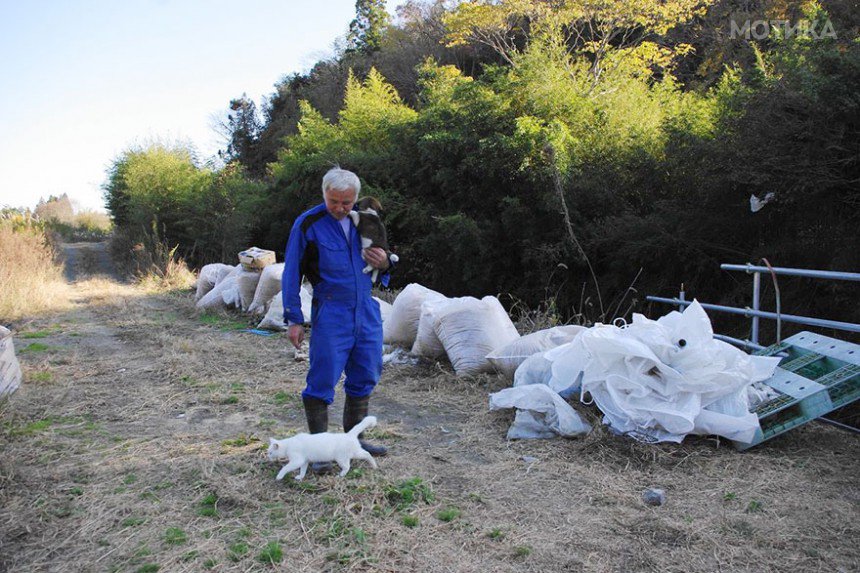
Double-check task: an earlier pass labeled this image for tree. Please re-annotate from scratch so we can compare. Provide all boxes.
[347,0,391,54]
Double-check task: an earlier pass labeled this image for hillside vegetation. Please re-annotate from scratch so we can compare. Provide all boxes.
[102,0,860,340]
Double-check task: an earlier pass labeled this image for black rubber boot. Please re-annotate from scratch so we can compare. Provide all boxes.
[302,395,333,474]
[343,394,387,457]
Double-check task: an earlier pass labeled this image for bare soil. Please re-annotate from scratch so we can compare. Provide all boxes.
[0,252,858,573]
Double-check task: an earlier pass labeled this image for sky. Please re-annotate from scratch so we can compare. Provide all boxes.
[0,0,401,213]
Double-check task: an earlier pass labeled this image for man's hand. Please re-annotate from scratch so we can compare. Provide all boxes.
[288,324,305,349]
[362,247,390,271]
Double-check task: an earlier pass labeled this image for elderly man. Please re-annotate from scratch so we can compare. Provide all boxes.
[281,167,392,468]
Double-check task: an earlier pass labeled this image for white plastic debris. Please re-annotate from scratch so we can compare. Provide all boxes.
[487,325,586,378]
[489,384,592,440]
[382,347,419,366]
[545,300,781,443]
[0,326,22,397]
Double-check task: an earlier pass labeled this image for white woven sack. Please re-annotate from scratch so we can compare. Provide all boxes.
[249,263,285,314]
[257,286,313,330]
[383,283,444,346]
[214,264,238,285]
[410,297,450,358]
[196,274,237,309]
[433,296,520,376]
[488,325,586,378]
[374,297,393,323]
[0,326,22,397]
[195,263,234,301]
[236,269,262,311]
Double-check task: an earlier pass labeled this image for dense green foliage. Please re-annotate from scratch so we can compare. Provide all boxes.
[104,0,859,337]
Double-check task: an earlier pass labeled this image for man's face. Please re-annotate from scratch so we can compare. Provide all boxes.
[324,187,357,220]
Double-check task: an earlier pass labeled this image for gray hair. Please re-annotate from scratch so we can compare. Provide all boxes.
[321,167,360,199]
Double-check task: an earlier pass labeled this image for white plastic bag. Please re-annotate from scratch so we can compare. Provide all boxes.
[256,286,313,331]
[487,325,586,378]
[410,297,450,358]
[248,263,285,314]
[433,296,520,376]
[0,326,22,397]
[489,384,592,439]
[383,284,445,346]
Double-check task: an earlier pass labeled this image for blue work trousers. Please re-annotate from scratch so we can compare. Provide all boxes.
[302,296,383,405]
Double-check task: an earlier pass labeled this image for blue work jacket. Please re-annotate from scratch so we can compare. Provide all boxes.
[282,203,391,325]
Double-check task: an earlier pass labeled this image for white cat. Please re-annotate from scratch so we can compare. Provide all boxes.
[267,415,379,481]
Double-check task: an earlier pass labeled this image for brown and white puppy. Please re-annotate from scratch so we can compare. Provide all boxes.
[348,196,399,282]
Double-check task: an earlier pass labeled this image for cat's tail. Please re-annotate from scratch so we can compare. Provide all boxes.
[347,415,377,438]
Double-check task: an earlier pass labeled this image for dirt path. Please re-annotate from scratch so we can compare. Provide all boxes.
[1,263,858,572]
[61,241,123,283]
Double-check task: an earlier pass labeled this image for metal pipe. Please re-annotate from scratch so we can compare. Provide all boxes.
[721,264,860,282]
[645,296,860,333]
[713,334,767,351]
[816,417,860,434]
[678,283,685,313]
[751,272,761,345]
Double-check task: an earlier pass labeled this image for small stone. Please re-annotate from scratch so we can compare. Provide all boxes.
[521,456,539,464]
[642,488,666,507]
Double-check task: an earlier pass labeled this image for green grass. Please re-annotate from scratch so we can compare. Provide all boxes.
[123,474,138,485]
[401,515,419,528]
[488,528,504,540]
[20,329,60,339]
[19,342,53,353]
[121,517,146,527]
[257,541,283,565]
[385,477,435,511]
[164,527,188,545]
[202,558,217,569]
[272,391,298,406]
[227,541,250,562]
[746,500,764,513]
[514,545,532,558]
[29,371,54,383]
[436,506,461,522]
[199,313,247,331]
[135,565,159,573]
[221,433,258,447]
[219,395,239,405]
[723,492,737,501]
[198,492,219,517]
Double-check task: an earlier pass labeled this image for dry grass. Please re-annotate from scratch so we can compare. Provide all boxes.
[0,222,70,323]
[0,275,858,573]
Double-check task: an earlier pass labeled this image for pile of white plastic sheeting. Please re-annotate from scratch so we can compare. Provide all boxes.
[489,384,591,439]
[0,326,22,397]
[541,301,781,443]
[487,325,586,378]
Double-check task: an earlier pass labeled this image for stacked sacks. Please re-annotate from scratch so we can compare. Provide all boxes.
[194,263,235,301]
[196,264,241,309]
[257,284,313,331]
[432,296,520,376]
[248,263,285,315]
[383,283,445,347]
[386,284,524,376]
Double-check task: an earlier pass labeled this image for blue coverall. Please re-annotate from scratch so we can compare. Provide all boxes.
[281,203,390,405]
